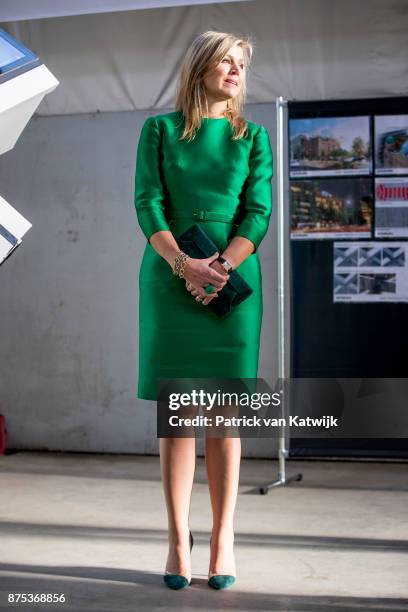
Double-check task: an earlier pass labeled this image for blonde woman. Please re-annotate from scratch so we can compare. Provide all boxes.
[134,30,273,590]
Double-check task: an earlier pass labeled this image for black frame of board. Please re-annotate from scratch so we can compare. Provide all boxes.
[288,96,408,459]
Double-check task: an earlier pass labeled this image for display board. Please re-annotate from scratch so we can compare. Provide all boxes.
[288,97,408,458]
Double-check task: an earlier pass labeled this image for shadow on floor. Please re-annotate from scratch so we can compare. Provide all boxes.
[1,563,408,612]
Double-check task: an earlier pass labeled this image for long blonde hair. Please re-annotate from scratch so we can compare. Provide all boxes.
[175,30,253,141]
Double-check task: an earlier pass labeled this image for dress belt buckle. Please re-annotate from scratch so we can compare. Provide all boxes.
[193,209,206,220]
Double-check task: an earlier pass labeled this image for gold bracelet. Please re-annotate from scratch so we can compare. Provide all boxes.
[172,251,190,278]
[179,254,189,278]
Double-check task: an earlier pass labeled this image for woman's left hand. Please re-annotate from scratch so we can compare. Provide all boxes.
[185,280,219,305]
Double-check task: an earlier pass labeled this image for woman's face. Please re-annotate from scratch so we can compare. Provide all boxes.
[202,42,246,102]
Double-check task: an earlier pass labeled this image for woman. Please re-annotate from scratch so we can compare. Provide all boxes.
[134,30,273,590]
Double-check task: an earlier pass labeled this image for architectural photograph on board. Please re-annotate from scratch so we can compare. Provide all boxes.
[0,0,407,610]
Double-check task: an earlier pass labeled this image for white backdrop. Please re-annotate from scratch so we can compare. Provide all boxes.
[2,0,408,115]
[0,105,278,455]
[0,0,407,453]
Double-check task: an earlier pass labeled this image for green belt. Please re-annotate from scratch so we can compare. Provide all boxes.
[170,208,238,223]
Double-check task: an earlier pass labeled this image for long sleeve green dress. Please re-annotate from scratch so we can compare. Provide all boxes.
[134,110,273,400]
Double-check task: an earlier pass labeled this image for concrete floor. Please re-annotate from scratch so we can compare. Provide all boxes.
[0,452,408,612]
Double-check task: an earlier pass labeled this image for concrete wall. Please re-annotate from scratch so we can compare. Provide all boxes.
[0,104,282,457]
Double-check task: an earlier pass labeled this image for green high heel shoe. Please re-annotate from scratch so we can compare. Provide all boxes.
[208,535,236,590]
[163,530,194,590]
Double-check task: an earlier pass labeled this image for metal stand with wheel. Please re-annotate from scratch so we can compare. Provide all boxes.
[258,97,302,494]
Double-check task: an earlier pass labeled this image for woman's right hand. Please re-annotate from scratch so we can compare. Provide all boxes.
[183,252,229,299]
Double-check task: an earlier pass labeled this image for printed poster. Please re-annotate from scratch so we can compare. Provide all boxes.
[333,241,408,303]
[291,178,372,239]
[290,116,371,178]
[375,177,408,238]
[375,115,408,175]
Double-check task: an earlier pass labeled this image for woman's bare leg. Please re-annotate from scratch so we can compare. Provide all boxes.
[205,435,241,577]
[160,436,196,580]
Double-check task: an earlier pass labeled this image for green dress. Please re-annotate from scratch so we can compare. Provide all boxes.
[134,110,273,400]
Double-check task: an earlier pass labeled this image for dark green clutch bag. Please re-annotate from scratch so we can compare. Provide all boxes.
[176,223,253,318]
